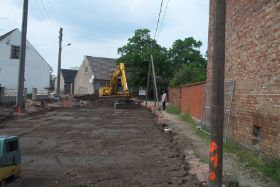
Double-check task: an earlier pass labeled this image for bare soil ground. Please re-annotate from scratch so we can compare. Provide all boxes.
[159,109,279,187]
[0,98,204,187]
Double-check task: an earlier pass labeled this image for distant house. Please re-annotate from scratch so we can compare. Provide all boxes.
[0,29,51,93]
[55,69,78,94]
[74,56,117,95]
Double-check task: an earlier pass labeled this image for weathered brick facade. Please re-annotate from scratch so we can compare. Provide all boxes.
[207,0,280,157]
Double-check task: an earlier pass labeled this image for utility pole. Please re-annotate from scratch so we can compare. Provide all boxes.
[209,0,226,187]
[150,54,159,108]
[56,28,63,95]
[16,0,29,112]
[145,61,151,107]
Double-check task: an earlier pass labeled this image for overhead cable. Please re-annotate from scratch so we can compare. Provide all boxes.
[153,0,165,40]
[156,0,170,40]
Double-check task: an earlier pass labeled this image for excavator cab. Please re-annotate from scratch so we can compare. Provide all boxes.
[116,77,123,95]
[0,136,21,182]
[99,63,129,97]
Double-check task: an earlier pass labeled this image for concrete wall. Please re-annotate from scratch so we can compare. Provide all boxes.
[74,58,94,95]
[207,0,280,157]
[0,29,51,93]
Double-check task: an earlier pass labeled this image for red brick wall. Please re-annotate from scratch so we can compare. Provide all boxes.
[207,0,280,158]
[169,82,205,120]
[180,83,205,120]
[168,87,181,108]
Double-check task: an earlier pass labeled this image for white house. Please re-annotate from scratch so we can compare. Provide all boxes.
[0,29,51,93]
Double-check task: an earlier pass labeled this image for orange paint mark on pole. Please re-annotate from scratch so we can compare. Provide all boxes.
[210,154,218,168]
[210,141,218,153]
[209,171,216,181]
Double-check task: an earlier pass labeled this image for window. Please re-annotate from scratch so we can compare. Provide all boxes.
[10,45,20,59]
[252,126,261,150]
[6,140,18,152]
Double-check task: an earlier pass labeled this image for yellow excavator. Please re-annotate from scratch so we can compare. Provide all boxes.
[99,63,129,97]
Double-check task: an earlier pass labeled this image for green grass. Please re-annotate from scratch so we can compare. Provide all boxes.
[166,105,181,114]
[166,105,209,141]
[166,106,195,124]
[224,142,280,183]
[179,112,195,124]
[166,105,280,184]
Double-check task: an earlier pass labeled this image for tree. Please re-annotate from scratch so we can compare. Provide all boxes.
[49,68,56,91]
[169,63,206,86]
[118,29,172,89]
[168,37,207,86]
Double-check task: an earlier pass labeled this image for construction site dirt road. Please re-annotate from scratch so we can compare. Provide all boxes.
[0,98,204,187]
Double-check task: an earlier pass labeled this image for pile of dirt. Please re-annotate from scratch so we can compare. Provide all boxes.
[74,94,99,101]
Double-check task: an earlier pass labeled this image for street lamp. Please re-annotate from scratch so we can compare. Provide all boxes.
[63,43,71,48]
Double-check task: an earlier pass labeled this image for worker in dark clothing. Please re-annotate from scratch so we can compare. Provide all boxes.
[161,91,167,110]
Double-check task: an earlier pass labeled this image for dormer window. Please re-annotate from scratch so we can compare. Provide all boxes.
[10,45,20,59]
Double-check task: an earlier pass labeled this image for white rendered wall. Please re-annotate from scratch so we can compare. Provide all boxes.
[0,29,51,93]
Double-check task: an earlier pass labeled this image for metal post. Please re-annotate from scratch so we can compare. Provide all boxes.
[209,0,226,186]
[150,54,159,108]
[16,0,29,111]
[56,28,63,95]
[225,80,236,142]
[145,61,151,107]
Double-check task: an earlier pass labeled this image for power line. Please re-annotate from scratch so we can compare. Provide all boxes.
[33,0,57,32]
[153,0,165,40]
[33,0,53,29]
[156,0,170,40]
[42,0,61,27]
[38,0,58,29]
[49,0,63,27]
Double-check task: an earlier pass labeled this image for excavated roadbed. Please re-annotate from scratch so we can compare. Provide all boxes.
[0,98,203,187]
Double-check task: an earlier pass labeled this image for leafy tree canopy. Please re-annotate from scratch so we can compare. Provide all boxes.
[169,63,206,87]
[117,29,207,89]
[117,29,172,88]
[168,37,207,86]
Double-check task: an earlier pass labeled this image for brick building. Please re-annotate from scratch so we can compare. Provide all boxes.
[207,0,280,157]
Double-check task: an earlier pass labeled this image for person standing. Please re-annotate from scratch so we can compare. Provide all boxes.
[161,91,167,111]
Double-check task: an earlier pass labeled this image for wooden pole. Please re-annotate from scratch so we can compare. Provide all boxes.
[56,28,63,95]
[16,0,29,112]
[209,0,226,186]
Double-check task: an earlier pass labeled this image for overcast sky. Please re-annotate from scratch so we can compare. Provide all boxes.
[0,0,209,73]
